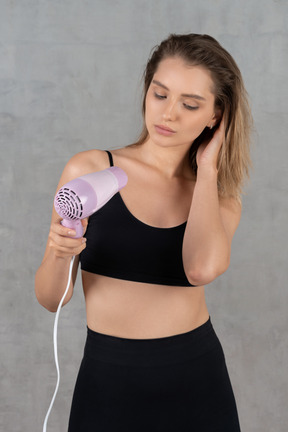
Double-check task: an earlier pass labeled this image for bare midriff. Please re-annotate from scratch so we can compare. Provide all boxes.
[82,270,209,339]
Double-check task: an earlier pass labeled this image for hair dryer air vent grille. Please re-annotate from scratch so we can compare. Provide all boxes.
[54,187,83,220]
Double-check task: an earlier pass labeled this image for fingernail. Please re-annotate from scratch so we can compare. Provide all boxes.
[82,238,87,243]
[68,230,76,236]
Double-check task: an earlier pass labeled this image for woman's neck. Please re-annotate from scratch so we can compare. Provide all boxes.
[138,138,194,180]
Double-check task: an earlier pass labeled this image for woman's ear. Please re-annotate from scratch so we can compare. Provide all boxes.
[210,108,223,128]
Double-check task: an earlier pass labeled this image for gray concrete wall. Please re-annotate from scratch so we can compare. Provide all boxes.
[1,0,287,430]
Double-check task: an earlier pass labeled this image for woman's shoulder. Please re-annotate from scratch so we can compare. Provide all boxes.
[60,146,137,187]
[63,149,112,178]
[54,149,112,190]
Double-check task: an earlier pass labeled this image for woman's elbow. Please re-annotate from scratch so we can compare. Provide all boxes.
[35,293,70,313]
[34,283,72,313]
[185,258,230,286]
[34,288,57,312]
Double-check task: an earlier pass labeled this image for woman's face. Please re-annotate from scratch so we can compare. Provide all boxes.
[145,57,220,149]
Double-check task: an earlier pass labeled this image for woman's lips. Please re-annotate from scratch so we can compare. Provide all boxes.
[154,125,176,136]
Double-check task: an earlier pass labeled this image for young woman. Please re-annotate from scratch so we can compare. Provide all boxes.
[35,33,252,431]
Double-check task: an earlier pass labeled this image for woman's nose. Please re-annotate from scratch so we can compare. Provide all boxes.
[162,100,177,121]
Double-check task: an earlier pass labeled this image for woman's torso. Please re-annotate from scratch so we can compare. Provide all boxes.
[80,147,209,339]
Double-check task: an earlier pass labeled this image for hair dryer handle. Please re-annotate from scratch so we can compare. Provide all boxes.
[61,219,83,239]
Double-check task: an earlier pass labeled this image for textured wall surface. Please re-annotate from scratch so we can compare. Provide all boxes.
[1,0,287,431]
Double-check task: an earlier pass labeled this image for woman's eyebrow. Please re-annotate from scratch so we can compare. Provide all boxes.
[152,79,206,101]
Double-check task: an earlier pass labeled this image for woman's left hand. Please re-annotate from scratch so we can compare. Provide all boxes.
[196,115,226,172]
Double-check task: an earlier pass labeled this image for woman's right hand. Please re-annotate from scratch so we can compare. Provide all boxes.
[48,217,88,259]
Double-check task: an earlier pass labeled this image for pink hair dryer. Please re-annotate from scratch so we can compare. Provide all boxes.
[54,167,128,238]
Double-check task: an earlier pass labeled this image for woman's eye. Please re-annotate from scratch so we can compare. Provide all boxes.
[154,92,166,99]
[183,103,199,111]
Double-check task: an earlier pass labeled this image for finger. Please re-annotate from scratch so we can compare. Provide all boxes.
[214,126,224,146]
[211,117,226,150]
[51,233,86,248]
[51,219,78,238]
[50,241,87,258]
[81,218,89,235]
[203,128,223,157]
[81,217,88,228]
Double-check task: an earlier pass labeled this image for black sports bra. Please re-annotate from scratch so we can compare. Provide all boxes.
[80,151,195,287]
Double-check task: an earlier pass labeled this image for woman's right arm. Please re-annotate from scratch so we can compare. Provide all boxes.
[35,154,89,312]
[35,149,111,311]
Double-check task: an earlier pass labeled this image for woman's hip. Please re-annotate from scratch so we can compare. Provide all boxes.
[68,317,241,431]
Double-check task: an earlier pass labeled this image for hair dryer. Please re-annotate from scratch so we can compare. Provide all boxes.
[54,166,128,238]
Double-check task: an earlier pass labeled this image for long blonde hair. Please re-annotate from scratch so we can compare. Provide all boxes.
[134,33,253,200]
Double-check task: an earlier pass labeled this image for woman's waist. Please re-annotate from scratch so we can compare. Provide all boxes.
[83,315,222,367]
[87,310,210,340]
[84,277,209,339]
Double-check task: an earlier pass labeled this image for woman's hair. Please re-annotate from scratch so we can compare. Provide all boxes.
[134,33,253,200]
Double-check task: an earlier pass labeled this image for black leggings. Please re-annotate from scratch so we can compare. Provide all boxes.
[68,317,241,431]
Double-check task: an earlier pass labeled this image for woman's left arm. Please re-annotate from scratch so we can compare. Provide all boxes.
[182,117,242,286]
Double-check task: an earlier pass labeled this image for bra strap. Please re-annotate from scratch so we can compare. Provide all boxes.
[105,150,114,167]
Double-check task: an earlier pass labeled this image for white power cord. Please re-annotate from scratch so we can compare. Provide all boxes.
[42,255,75,432]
